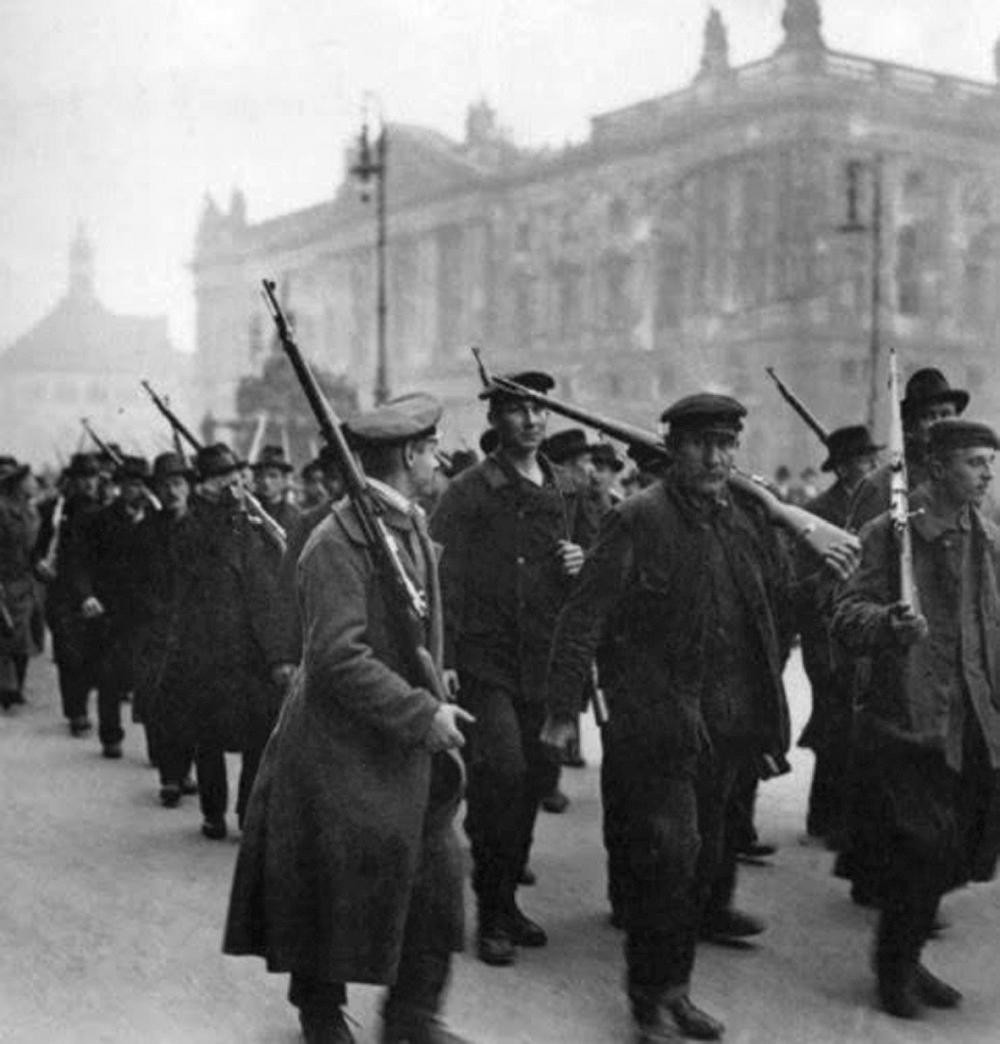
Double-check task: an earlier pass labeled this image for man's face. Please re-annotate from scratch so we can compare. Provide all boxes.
[912,401,958,442]
[302,470,328,507]
[406,436,440,498]
[120,478,146,507]
[592,463,616,496]
[200,469,241,503]
[76,473,100,501]
[159,475,191,516]
[671,429,738,499]
[838,452,879,490]
[491,399,548,454]
[933,446,995,507]
[564,451,594,485]
[256,466,286,503]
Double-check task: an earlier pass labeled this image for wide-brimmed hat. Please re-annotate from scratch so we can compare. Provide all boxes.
[0,455,30,487]
[65,452,101,479]
[152,452,195,484]
[820,425,883,472]
[542,428,592,465]
[591,443,625,472]
[252,444,294,473]
[196,443,246,480]
[115,455,151,483]
[479,370,555,404]
[901,368,969,423]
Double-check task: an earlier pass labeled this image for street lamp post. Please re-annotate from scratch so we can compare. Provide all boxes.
[351,104,389,405]
[839,153,884,432]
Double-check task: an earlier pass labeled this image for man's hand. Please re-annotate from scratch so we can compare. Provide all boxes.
[425,703,475,752]
[887,601,928,646]
[270,663,297,691]
[556,540,585,578]
[442,669,461,701]
[815,535,861,582]
[540,714,577,759]
[81,596,105,619]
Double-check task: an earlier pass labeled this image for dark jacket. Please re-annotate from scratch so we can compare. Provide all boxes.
[546,475,796,778]
[223,496,464,983]
[0,494,39,664]
[139,498,290,751]
[831,487,1000,768]
[430,451,600,699]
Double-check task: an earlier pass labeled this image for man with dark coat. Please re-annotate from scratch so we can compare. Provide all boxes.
[429,371,598,967]
[69,456,155,757]
[252,443,302,535]
[224,394,472,1044]
[798,426,881,843]
[34,453,104,735]
[832,418,1000,1019]
[542,394,838,1044]
[0,457,39,709]
[142,443,295,838]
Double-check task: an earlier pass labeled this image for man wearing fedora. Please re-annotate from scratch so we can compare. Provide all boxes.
[849,368,968,530]
[252,443,302,535]
[431,372,597,967]
[34,452,104,735]
[797,426,882,845]
[68,456,156,757]
[225,394,472,1044]
[0,456,39,710]
[833,418,1000,1019]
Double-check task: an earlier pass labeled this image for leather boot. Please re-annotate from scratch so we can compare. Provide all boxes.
[476,914,516,966]
[663,993,724,1040]
[299,1008,355,1044]
[874,912,922,1019]
[915,964,962,1009]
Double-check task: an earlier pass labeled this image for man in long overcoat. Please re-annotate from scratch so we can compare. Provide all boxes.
[224,395,472,1044]
[0,457,39,709]
[832,418,1000,1019]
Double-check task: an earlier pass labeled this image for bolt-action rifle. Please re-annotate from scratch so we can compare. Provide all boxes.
[80,418,162,512]
[140,381,286,553]
[887,345,921,617]
[259,277,452,707]
[471,348,860,582]
[765,367,829,447]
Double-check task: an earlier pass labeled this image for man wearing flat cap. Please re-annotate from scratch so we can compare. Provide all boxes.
[543,392,822,1043]
[833,418,1000,1019]
[225,393,472,1044]
[430,371,599,967]
[67,455,156,757]
[34,452,104,735]
[797,425,882,844]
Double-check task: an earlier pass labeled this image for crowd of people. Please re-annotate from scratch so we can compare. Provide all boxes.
[2,363,999,1044]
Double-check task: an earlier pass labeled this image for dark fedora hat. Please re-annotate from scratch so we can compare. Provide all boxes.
[196,442,246,480]
[115,455,151,483]
[820,425,883,472]
[65,452,101,478]
[479,370,555,403]
[901,368,969,423]
[152,452,195,484]
[542,428,592,465]
[252,444,294,473]
[0,455,30,487]
[591,443,625,472]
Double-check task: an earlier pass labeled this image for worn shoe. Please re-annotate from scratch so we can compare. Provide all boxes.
[877,965,922,1019]
[915,964,962,1008]
[540,789,570,814]
[159,785,181,809]
[69,716,93,736]
[476,924,516,966]
[700,907,765,941]
[664,995,724,1041]
[102,743,123,759]
[299,1009,355,1044]
[508,907,547,948]
[634,1015,681,1043]
[381,1015,471,1044]
[200,817,228,841]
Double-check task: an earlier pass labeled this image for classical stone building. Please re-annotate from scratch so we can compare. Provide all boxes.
[0,228,193,465]
[191,0,1000,471]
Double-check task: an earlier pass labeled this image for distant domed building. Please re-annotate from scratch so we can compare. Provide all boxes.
[191,0,1000,470]
[0,227,193,465]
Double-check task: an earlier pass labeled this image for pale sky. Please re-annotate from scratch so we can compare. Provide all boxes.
[2,0,998,353]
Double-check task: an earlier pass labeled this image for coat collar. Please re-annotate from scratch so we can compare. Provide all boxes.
[481,451,576,495]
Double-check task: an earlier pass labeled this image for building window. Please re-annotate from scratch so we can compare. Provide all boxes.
[556,265,583,339]
[608,198,629,237]
[603,254,632,332]
[655,237,686,332]
[896,225,921,316]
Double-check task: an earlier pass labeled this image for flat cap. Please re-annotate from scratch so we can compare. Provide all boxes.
[479,370,555,402]
[928,418,1000,456]
[660,393,747,434]
[344,392,442,448]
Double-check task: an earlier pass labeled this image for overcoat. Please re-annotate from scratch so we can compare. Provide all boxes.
[223,497,464,984]
[0,493,39,687]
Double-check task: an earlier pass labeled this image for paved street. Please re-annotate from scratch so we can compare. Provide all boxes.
[2,651,999,1044]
